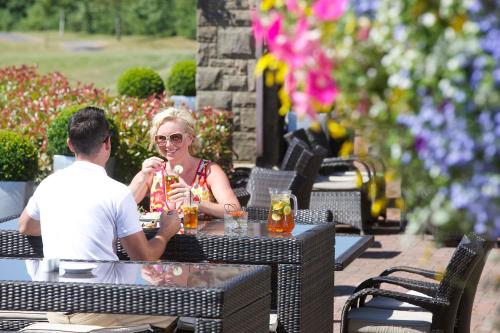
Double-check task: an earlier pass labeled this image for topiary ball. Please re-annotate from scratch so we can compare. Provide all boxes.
[166,60,196,96]
[0,130,39,181]
[117,67,165,98]
[47,105,120,157]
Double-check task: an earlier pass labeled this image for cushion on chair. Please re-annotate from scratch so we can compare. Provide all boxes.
[313,181,360,190]
[347,307,432,333]
[21,322,153,332]
[0,311,48,320]
[363,290,428,311]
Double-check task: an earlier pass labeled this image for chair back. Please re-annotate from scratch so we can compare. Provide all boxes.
[245,167,304,208]
[433,234,482,332]
[280,137,326,208]
[246,207,333,224]
[453,233,495,333]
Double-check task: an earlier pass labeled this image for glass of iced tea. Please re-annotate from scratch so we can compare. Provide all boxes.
[164,174,179,202]
[182,204,199,229]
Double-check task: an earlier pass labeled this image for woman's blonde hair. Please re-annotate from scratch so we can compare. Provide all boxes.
[149,107,199,155]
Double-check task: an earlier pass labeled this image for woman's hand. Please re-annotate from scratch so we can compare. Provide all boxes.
[141,156,164,176]
[167,182,192,205]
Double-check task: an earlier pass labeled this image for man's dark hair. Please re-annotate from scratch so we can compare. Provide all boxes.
[68,106,110,156]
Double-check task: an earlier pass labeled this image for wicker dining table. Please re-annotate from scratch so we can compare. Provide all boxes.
[0,257,271,332]
[0,218,335,333]
[140,220,336,333]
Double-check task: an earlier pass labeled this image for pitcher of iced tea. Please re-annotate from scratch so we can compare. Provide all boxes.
[267,189,297,233]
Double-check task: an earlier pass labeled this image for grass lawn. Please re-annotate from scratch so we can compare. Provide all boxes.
[0,31,197,94]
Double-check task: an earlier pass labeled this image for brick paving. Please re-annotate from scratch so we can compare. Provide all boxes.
[333,231,500,332]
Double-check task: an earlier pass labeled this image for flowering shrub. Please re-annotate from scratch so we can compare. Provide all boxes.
[254,0,500,238]
[194,106,234,175]
[252,0,346,119]
[0,65,172,182]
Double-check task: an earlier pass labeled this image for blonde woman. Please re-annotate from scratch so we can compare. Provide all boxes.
[129,107,240,218]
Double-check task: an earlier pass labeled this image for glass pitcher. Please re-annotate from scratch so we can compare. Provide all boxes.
[267,188,298,233]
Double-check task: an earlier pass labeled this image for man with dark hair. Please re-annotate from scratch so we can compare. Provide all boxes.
[19,106,180,330]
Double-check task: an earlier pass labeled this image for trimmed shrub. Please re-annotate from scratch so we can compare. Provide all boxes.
[0,130,39,181]
[166,60,196,96]
[117,67,165,99]
[47,105,120,157]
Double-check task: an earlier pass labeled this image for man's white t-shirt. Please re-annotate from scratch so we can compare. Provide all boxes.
[26,161,142,260]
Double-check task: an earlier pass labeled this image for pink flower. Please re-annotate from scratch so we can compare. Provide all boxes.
[285,0,303,15]
[306,70,338,106]
[292,91,316,119]
[312,0,347,21]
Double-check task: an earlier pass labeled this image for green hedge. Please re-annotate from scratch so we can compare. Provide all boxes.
[166,60,196,96]
[0,130,39,181]
[117,67,165,98]
[47,105,120,157]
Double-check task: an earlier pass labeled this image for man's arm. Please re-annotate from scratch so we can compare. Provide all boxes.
[120,210,180,261]
[18,209,41,236]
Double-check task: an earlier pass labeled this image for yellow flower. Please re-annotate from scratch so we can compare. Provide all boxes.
[339,141,353,157]
[450,14,467,33]
[327,120,347,139]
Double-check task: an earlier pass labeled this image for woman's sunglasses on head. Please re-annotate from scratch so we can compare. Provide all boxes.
[155,133,183,145]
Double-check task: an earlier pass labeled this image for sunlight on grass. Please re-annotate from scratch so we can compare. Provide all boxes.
[0,31,197,94]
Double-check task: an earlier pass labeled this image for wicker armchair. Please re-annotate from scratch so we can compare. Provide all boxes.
[340,233,486,333]
[245,207,333,224]
[235,167,304,208]
[348,233,494,333]
[280,137,326,209]
[309,157,376,233]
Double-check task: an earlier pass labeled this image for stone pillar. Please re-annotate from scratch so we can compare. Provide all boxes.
[197,0,258,163]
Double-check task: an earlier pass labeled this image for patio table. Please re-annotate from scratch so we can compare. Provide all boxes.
[0,219,334,333]
[0,257,271,332]
[334,234,374,270]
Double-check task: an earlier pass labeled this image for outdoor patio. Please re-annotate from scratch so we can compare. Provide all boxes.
[333,230,500,332]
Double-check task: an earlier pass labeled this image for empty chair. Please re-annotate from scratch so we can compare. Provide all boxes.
[340,233,485,333]
[236,167,304,208]
[280,137,326,209]
[349,233,494,333]
[246,207,333,224]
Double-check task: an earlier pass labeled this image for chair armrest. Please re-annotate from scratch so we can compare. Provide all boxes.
[320,157,373,183]
[233,187,250,207]
[354,276,439,297]
[380,266,440,280]
[341,288,448,333]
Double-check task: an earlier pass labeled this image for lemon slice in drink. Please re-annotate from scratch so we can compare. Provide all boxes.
[271,213,282,221]
[283,205,291,215]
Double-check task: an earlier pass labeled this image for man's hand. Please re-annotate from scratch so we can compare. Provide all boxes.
[158,209,181,238]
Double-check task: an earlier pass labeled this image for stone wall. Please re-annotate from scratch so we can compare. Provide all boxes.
[197,0,258,163]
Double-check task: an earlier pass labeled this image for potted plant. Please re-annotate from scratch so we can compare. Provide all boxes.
[0,130,38,219]
[166,60,196,110]
[47,105,120,176]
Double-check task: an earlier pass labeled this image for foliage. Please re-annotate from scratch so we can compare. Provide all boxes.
[47,104,120,157]
[1,0,196,39]
[117,67,165,99]
[166,60,196,96]
[0,65,171,182]
[0,130,39,181]
[254,0,500,237]
[194,106,234,175]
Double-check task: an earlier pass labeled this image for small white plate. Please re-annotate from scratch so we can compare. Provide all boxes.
[139,212,161,222]
[60,262,97,275]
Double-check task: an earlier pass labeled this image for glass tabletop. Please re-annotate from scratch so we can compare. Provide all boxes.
[0,217,19,230]
[193,220,316,238]
[0,258,253,289]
